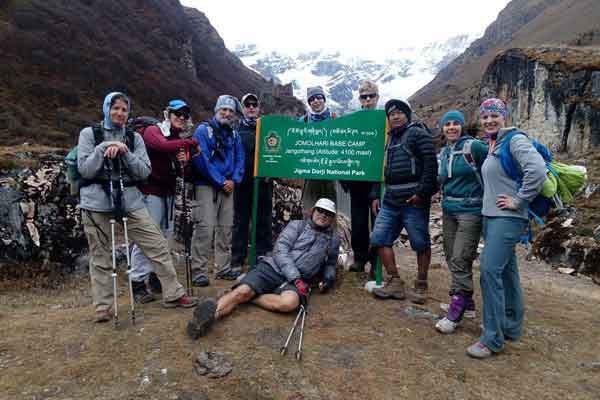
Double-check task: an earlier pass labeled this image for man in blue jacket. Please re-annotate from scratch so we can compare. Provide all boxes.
[190,95,245,286]
[187,198,340,339]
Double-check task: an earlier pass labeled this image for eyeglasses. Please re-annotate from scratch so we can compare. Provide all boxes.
[244,102,259,108]
[309,95,325,103]
[172,110,190,120]
[315,207,335,218]
[359,93,378,100]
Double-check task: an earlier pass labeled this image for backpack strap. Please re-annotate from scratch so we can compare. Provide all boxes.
[461,139,483,188]
[399,126,417,175]
[92,125,135,151]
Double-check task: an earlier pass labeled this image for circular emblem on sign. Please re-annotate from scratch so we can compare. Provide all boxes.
[264,131,281,153]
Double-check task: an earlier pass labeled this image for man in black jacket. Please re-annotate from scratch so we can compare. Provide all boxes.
[231,93,273,272]
[369,99,437,304]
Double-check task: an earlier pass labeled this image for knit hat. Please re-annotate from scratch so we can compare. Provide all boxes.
[214,94,242,115]
[479,98,508,118]
[307,86,326,103]
[385,99,411,121]
[440,110,465,128]
[359,80,379,95]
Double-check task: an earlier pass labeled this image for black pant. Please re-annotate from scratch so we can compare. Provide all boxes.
[232,177,273,266]
[347,182,376,264]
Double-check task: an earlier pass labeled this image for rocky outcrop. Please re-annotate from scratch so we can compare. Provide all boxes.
[410,0,600,127]
[480,47,600,154]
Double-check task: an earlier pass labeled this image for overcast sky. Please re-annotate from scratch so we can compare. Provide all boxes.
[181,0,511,56]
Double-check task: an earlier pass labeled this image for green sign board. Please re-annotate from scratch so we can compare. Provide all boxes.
[255,110,387,182]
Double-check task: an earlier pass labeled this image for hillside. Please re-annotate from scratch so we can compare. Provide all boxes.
[409,0,600,126]
[0,0,301,147]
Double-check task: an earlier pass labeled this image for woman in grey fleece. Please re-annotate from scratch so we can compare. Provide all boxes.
[466,98,546,359]
[78,92,196,323]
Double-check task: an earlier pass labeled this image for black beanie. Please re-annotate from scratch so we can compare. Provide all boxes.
[385,99,412,121]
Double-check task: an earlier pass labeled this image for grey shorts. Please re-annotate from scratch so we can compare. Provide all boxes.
[237,262,298,297]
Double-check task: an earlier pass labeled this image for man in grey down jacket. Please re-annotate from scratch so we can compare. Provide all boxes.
[187,198,340,339]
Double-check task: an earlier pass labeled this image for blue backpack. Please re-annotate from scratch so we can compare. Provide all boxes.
[498,129,555,224]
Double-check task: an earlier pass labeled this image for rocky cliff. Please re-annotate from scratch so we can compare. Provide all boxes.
[480,47,600,155]
[410,0,600,128]
[0,0,302,147]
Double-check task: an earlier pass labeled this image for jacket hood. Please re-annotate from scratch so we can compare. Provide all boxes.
[102,92,130,130]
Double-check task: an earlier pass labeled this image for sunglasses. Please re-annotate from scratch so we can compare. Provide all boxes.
[359,93,378,100]
[172,110,190,119]
[315,207,335,218]
[244,102,259,108]
[309,95,325,103]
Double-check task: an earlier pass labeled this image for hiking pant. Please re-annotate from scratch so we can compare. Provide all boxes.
[191,185,233,275]
[82,208,185,312]
[442,213,482,295]
[479,216,527,353]
[302,179,336,214]
[232,178,273,267]
[348,182,376,264]
[130,194,174,282]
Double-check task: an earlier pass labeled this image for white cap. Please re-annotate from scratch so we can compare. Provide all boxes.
[314,198,336,214]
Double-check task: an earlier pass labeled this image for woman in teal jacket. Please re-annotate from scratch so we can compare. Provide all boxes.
[435,110,488,334]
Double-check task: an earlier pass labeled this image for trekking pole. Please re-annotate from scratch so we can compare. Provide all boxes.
[117,156,136,326]
[280,306,303,356]
[105,158,119,328]
[296,292,310,361]
[180,159,193,296]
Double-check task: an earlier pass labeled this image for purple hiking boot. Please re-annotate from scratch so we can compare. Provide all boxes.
[435,293,468,334]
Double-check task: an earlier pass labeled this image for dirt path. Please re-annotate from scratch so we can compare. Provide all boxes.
[1,246,599,400]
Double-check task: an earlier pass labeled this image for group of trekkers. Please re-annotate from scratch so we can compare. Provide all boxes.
[77,80,547,360]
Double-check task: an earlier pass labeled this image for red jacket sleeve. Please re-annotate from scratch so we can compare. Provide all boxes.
[143,125,197,153]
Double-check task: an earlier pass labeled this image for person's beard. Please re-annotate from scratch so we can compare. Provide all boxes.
[216,114,235,128]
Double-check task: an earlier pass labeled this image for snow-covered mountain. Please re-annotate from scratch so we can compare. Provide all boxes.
[234,34,478,114]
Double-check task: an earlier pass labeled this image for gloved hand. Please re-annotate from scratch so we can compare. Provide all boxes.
[294,279,309,298]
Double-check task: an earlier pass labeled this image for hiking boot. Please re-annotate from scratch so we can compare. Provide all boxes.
[187,298,217,339]
[94,308,113,323]
[148,272,162,293]
[349,260,366,273]
[440,301,476,319]
[192,273,210,287]
[163,294,198,309]
[215,266,242,281]
[372,276,406,300]
[466,341,493,359]
[435,317,459,334]
[132,280,155,304]
[409,279,428,305]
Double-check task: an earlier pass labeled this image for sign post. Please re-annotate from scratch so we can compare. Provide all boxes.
[248,111,387,285]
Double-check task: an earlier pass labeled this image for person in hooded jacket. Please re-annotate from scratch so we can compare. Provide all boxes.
[435,110,488,334]
[466,98,546,359]
[129,99,200,303]
[231,93,273,271]
[298,86,337,213]
[77,92,197,323]
[187,198,340,339]
[189,95,245,286]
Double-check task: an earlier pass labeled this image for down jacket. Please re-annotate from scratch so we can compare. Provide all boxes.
[261,219,340,283]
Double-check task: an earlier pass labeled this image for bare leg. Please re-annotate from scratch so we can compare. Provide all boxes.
[253,291,300,313]
[378,247,399,276]
[215,284,254,319]
[417,248,431,281]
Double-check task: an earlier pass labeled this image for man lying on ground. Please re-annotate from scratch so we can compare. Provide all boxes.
[187,198,340,339]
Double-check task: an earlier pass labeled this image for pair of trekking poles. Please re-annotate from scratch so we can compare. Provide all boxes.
[280,291,310,361]
[105,156,136,328]
[179,161,194,296]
